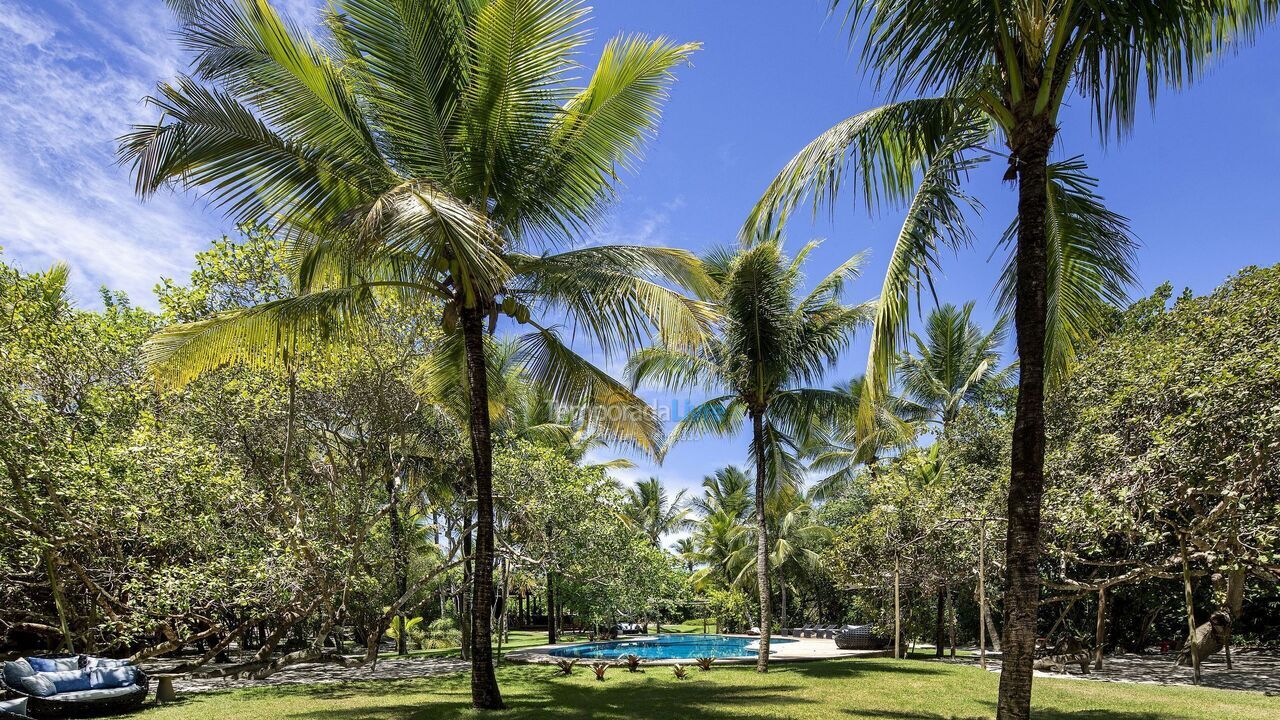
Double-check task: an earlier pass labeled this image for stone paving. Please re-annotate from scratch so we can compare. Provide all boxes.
[949,649,1280,694]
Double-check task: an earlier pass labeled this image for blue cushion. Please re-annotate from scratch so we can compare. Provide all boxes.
[18,674,55,698]
[85,657,131,669]
[38,670,92,694]
[87,667,136,689]
[0,696,28,716]
[3,659,35,689]
[25,657,79,673]
[45,686,141,703]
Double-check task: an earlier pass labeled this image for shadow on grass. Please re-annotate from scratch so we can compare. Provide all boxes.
[773,658,953,680]
[214,664,816,720]
[843,708,1183,720]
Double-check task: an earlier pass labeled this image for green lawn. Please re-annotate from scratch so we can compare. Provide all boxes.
[136,658,1276,720]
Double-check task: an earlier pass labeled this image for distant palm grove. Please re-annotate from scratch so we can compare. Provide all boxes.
[1,1,1278,720]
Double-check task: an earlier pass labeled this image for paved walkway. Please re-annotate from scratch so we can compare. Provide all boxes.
[948,650,1280,694]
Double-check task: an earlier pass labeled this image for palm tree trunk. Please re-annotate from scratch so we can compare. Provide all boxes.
[751,411,773,672]
[460,305,504,710]
[996,115,1056,720]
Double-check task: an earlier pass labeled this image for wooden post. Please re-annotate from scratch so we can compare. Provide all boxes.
[894,554,901,660]
[1094,586,1107,670]
[1179,532,1201,685]
[978,519,987,671]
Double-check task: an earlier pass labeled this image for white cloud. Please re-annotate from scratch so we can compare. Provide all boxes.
[0,0,224,306]
[591,195,687,248]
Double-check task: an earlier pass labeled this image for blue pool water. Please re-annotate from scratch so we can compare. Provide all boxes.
[546,634,795,660]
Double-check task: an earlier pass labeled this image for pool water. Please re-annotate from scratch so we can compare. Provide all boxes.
[546,634,796,660]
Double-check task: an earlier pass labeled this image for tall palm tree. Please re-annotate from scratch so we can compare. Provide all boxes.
[748,2,1273,715]
[693,465,753,520]
[898,302,1013,429]
[121,0,705,709]
[629,238,871,671]
[621,477,694,546]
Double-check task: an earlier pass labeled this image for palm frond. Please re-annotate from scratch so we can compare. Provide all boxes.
[514,323,663,455]
[996,157,1137,385]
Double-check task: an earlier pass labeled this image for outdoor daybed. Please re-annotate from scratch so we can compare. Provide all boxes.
[834,624,891,650]
[1,655,148,718]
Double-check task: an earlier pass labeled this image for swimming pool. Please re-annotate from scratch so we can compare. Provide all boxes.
[546,634,796,661]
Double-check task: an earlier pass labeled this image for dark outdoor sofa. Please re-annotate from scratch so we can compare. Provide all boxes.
[833,624,891,650]
[1,655,148,718]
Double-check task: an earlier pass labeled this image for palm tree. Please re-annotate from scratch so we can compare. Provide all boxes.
[729,495,829,630]
[749,2,1273,715]
[690,510,749,591]
[808,376,918,500]
[693,465,752,520]
[629,238,871,671]
[621,477,693,547]
[898,302,1013,429]
[673,537,698,574]
[121,0,705,709]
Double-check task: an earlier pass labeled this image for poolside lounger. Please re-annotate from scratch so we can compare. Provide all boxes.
[799,624,813,638]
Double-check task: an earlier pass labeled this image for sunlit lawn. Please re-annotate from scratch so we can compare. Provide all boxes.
[136,657,1277,720]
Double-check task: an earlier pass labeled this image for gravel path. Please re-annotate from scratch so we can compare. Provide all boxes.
[947,650,1280,694]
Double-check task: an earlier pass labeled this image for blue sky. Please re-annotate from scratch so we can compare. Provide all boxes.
[3,0,1278,499]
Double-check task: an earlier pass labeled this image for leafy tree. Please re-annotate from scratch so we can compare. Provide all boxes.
[1045,268,1280,666]
[747,2,1275,713]
[630,238,871,671]
[120,0,704,707]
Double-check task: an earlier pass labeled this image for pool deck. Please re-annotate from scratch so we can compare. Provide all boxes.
[505,634,890,666]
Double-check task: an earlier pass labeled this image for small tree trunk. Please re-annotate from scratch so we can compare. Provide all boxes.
[461,305,504,710]
[751,411,773,673]
[45,552,75,653]
[948,589,957,658]
[546,571,557,645]
[387,469,407,656]
[978,520,990,668]
[935,587,946,658]
[1094,587,1108,670]
[894,555,901,659]
[1179,533,1201,685]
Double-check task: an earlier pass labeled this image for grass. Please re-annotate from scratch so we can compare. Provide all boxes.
[134,657,1277,720]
